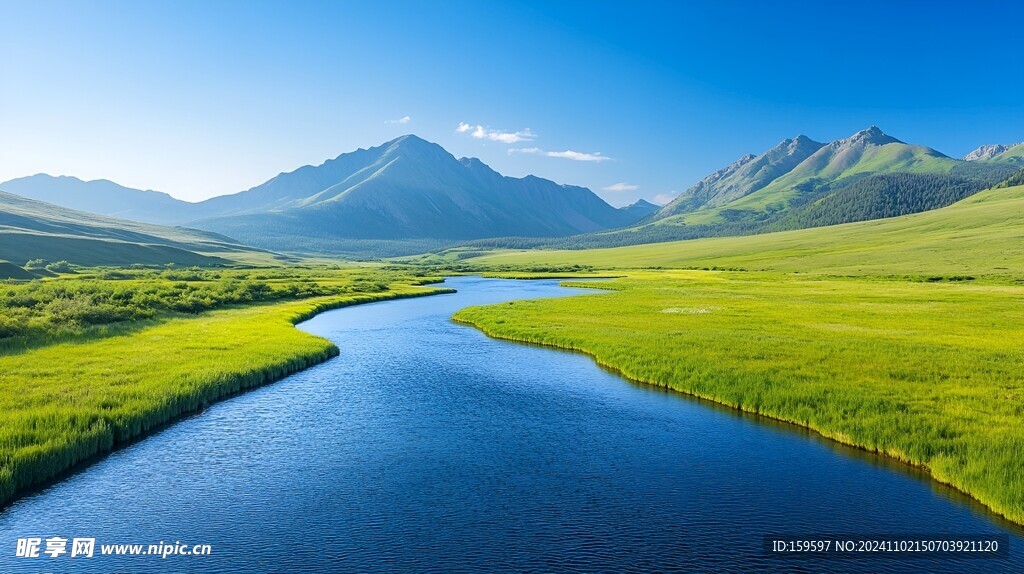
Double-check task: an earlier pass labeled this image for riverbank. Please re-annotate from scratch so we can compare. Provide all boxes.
[453,271,1024,526]
[0,280,453,508]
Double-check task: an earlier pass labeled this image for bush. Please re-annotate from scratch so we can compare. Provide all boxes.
[0,268,423,343]
[44,261,75,273]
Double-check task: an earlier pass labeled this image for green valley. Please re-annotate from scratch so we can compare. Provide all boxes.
[6,3,1024,569]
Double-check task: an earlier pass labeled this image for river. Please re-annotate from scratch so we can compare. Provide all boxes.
[0,277,1020,572]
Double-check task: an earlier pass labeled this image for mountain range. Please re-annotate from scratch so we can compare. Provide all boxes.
[461,127,1023,251]
[0,176,198,225]
[2,130,1022,260]
[1,136,647,256]
[651,126,1022,227]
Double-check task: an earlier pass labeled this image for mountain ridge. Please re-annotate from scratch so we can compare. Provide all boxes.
[0,174,198,224]
[658,134,825,217]
[184,135,645,255]
[3,130,1020,258]
[654,126,963,226]
[0,135,648,256]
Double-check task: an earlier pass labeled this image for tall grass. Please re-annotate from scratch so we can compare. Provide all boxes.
[454,271,1024,525]
[0,269,450,507]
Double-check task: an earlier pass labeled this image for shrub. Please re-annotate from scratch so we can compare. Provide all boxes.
[44,261,75,273]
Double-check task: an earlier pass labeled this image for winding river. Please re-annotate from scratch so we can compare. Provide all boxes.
[1,277,1020,572]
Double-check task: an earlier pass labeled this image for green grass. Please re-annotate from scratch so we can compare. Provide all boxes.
[0,268,450,506]
[453,271,1024,524]
[470,184,1024,278]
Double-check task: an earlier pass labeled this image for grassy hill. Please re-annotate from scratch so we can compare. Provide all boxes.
[0,189,278,272]
[0,261,38,280]
[465,183,1024,277]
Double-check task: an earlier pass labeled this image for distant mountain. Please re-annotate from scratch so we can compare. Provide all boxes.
[2,136,638,257]
[984,142,1024,165]
[653,127,966,226]
[0,174,197,225]
[618,199,660,220]
[6,131,1019,259]
[659,135,824,217]
[661,153,755,215]
[0,189,270,270]
[964,144,1017,161]
[471,126,1020,252]
[186,135,637,255]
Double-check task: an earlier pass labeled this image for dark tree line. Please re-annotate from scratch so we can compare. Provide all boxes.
[767,173,987,230]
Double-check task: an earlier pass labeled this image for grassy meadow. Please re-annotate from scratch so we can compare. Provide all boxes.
[0,267,450,507]
[453,272,1024,524]
[466,184,1024,278]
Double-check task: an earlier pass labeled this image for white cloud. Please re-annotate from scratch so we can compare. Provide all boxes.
[456,122,536,143]
[602,182,639,192]
[385,115,411,125]
[545,150,612,162]
[508,147,613,163]
[507,147,543,155]
[653,192,679,206]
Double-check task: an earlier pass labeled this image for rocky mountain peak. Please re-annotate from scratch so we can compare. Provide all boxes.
[846,125,900,146]
[964,143,1020,161]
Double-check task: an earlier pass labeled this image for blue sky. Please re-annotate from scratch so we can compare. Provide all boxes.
[1,0,1022,206]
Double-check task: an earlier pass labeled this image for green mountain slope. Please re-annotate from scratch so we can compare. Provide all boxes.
[766,172,987,231]
[0,190,271,268]
[469,183,1024,276]
[987,142,1024,165]
[658,135,824,216]
[662,127,961,226]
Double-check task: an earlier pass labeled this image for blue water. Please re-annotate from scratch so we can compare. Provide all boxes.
[0,277,1020,572]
